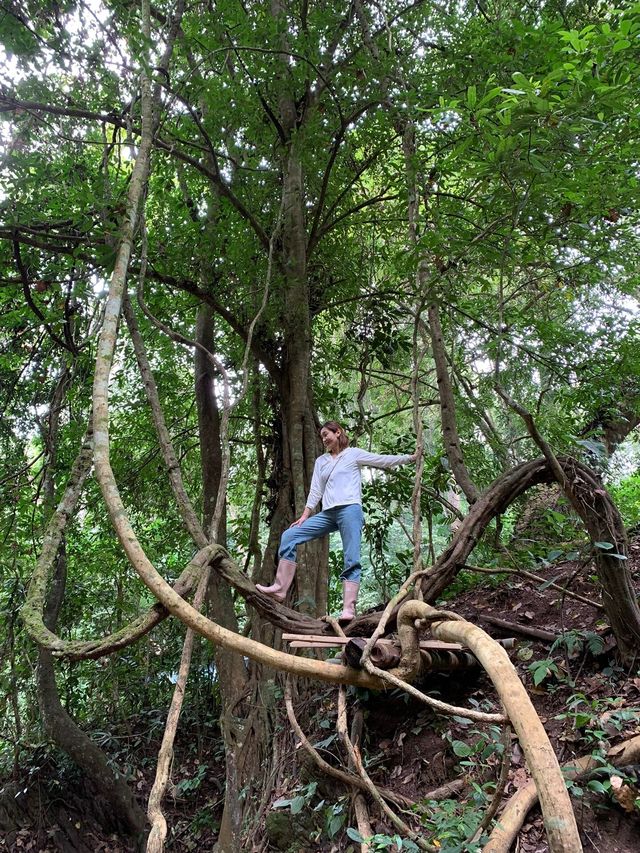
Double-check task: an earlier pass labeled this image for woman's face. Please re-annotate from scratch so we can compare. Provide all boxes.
[320,427,340,453]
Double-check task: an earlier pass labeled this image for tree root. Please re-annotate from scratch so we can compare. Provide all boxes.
[484,734,640,853]
[146,566,211,853]
[337,686,437,853]
[409,602,582,853]
[348,708,373,853]
[283,678,414,810]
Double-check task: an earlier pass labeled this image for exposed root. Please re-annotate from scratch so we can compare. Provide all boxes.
[337,686,437,852]
[146,566,211,853]
[484,734,640,853]
[283,678,414,810]
[415,602,582,853]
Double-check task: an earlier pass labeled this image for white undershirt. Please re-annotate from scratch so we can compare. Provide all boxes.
[305,447,413,512]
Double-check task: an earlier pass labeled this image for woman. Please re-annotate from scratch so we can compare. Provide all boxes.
[256,421,417,620]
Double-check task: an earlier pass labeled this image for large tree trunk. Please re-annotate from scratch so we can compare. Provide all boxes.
[36,370,146,839]
[195,304,271,853]
[259,0,327,618]
[37,555,146,839]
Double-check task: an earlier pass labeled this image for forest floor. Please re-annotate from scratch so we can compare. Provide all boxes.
[2,537,640,853]
[262,534,640,853]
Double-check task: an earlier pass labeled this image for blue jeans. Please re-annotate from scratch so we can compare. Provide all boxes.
[279,504,364,582]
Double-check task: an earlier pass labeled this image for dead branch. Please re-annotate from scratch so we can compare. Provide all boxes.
[462,563,604,611]
[479,615,558,644]
[357,607,505,722]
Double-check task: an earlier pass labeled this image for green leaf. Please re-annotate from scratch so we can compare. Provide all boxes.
[512,71,531,89]
[528,153,548,172]
[346,827,365,842]
[478,86,503,106]
[594,541,614,550]
[290,795,305,815]
[619,19,632,36]
[533,667,549,686]
[452,740,473,757]
[329,813,344,837]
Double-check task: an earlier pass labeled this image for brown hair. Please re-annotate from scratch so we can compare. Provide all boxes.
[321,420,349,451]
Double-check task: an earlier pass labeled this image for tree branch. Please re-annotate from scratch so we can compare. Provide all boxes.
[12,240,79,355]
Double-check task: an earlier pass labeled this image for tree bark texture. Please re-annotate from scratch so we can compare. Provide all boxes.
[418,456,640,661]
[34,371,145,838]
[335,455,640,661]
[275,145,327,615]
[427,303,480,505]
[194,303,250,853]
